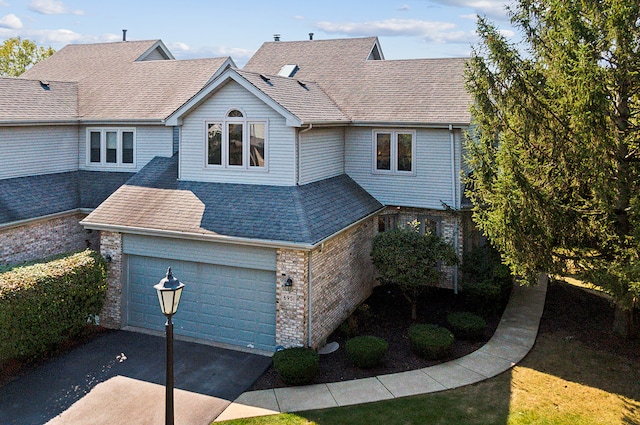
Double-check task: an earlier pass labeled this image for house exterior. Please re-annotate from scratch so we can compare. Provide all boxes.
[0,36,471,354]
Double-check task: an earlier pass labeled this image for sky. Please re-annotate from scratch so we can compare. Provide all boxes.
[0,0,517,66]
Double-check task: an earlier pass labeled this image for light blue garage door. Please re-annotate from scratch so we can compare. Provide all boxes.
[126,255,277,352]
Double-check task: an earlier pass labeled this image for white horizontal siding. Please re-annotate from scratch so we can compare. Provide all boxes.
[298,127,344,185]
[179,80,296,185]
[79,125,173,172]
[345,127,461,209]
[0,125,78,179]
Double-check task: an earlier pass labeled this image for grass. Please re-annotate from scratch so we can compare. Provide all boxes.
[217,286,640,425]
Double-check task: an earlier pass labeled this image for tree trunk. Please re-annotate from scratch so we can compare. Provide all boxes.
[411,302,417,321]
[613,305,639,339]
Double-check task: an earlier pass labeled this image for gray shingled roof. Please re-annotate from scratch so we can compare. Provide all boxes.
[83,155,383,245]
[0,171,133,225]
[243,37,471,125]
[0,78,78,123]
[21,40,231,121]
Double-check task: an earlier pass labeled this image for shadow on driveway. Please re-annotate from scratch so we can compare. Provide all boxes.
[0,330,272,425]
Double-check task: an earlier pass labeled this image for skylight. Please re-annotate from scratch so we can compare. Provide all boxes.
[278,64,299,78]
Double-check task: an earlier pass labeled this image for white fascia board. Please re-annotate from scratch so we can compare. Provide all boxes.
[165,69,302,127]
[350,121,470,129]
[137,40,175,61]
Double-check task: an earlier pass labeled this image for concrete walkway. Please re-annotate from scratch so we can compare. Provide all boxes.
[215,275,548,422]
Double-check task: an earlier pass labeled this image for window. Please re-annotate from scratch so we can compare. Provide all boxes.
[378,214,398,232]
[372,130,416,175]
[87,128,135,167]
[206,109,267,170]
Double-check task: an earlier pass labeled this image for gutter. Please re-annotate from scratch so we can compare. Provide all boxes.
[0,208,92,231]
[449,124,459,295]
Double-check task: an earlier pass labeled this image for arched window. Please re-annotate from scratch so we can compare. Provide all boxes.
[206,109,267,169]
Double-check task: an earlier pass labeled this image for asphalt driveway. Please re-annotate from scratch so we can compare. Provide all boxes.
[0,330,272,425]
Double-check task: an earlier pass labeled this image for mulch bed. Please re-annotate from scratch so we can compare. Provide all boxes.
[250,284,503,390]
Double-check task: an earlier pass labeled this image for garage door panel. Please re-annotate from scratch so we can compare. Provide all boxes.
[126,254,276,352]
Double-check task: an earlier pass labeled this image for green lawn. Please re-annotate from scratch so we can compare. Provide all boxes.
[217,291,640,425]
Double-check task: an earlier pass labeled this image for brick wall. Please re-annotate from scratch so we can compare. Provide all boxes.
[309,217,377,348]
[100,231,123,329]
[0,213,99,266]
[275,249,309,348]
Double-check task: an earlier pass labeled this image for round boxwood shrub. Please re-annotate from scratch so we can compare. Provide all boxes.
[345,336,388,368]
[272,347,319,385]
[407,324,454,360]
[446,311,487,340]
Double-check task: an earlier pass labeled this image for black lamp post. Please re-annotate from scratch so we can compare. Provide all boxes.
[154,267,185,425]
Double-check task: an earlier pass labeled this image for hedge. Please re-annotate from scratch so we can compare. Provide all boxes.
[346,335,388,368]
[273,347,319,385]
[0,249,107,364]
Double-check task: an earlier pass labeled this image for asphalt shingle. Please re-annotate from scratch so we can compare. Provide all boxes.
[20,40,230,121]
[0,78,78,123]
[0,171,134,225]
[83,155,383,245]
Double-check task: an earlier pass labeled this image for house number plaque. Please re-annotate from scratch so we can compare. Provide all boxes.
[281,293,297,303]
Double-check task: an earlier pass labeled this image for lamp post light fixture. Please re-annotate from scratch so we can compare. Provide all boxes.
[154,267,185,425]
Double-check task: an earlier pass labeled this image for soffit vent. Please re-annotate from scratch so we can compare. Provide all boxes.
[278,64,299,78]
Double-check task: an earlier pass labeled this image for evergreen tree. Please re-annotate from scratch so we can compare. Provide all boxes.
[465,0,640,335]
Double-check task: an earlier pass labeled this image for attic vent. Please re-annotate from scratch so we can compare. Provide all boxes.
[368,44,382,60]
[278,64,299,78]
[259,74,271,82]
[40,80,50,90]
[297,80,308,90]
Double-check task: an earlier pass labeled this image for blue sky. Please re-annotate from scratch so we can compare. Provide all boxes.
[0,0,516,66]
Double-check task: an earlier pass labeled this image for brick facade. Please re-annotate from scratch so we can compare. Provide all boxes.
[275,249,309,348]
[99,231,123,329]
[309,217,377,348]
[0,213,98,266]
[274,217,378,349]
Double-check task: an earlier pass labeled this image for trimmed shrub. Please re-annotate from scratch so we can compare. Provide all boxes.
[408,324,454,360]
[0,249,107,364]
[272,347,319,385]
[345,336,388,368]
[446,311,487,340]
[461,245,513,316]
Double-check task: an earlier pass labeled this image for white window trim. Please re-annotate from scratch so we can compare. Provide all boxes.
[204,114,269,171]
[371,129,417,176]
[86,128,136,168]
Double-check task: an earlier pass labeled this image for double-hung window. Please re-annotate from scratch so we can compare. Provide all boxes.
[372,130,416,175]
[87,128,135,167]
[206,109,267,170]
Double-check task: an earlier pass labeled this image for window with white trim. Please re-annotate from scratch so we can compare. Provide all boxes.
[87,128,135,167]
[372,130,416,174]
[206,109,267,170]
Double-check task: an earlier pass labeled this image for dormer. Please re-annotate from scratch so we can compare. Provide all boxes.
[136,40,175,61]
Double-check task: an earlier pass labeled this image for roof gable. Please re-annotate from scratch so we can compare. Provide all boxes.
[244,36,471,125]
[20,40,232,122]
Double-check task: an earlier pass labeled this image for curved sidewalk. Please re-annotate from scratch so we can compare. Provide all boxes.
[216,275,548,422]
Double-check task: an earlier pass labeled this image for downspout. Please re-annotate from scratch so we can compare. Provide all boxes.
[450,124,459,295]
[307,250,313,348]
[297,124,313,185]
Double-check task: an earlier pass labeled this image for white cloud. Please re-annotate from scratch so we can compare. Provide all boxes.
[167,41,190,53]
[0,13,22,29]
[430,0,513,20]
[398,4,410,11]
[314,18,476,44]
[293,15,304,21]
[0,1,10,7]
[28,0,83,16]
